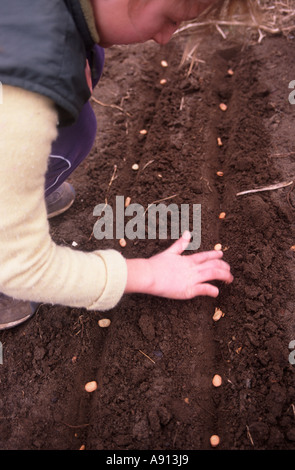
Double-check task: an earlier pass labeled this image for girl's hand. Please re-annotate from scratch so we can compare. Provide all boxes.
[125,231,233,299]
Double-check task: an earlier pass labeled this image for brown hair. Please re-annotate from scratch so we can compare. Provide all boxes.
[199,0,259,19]
[128,0,259,19]
[127,0,198,17]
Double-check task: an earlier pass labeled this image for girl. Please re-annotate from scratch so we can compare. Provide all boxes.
[0,0,239,329]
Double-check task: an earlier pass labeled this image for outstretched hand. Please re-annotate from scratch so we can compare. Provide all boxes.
[125,231,233,299]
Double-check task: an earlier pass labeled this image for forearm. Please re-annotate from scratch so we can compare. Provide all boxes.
[124,258,153,295]
[0,86,127,310]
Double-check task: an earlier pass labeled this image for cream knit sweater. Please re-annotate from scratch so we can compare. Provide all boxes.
[0,85,127,310]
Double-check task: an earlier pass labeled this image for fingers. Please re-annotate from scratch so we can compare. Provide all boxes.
[167,235,233,283]
[196,258,231,273]
[191,249,224,264]
[167,232,224,260]
[193,283,220,298]
[186,265,233,298]
[195,265,234,284]
[166,230,192,255]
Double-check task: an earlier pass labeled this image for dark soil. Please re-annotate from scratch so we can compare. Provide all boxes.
[0,33,295,451]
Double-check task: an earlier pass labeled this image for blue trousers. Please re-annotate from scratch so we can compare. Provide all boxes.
[45,45,105,196]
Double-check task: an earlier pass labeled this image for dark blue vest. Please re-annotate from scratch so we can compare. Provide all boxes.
[0,0,97,126]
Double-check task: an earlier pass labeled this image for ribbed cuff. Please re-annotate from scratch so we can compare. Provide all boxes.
[88,249,127,311]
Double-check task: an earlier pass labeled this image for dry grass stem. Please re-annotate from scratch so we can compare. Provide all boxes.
[89,164,118,240]
[236,180,293,196]
[138,349,155,364]
[91,96,131,117]
[176,19,281,37]
[246,425,255,446]
[176,1,295,70]
[142,159,155,171]
[143,194,178,216]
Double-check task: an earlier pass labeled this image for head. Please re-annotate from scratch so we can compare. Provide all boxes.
[90,0,219,47]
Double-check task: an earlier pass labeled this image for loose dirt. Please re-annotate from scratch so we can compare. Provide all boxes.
[0,32,294,451]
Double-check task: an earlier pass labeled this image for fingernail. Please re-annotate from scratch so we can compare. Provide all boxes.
[183,230,191,240]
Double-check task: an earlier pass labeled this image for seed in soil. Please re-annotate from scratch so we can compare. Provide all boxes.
[139,129,147,135]
[227,68,234,76]
[210,435,220,447]
[212,374,222,387]
[216,171,224,177]
[98,318,111,328]
[219,103,227,111]
[217,137,223,146]
[119,238,127,247]
[219,212,226,219]
[85,381,98,393]
[160,78,167,85]
[125,196,131,207]
[214,243,222,251]
[71,355,77,364]
[213,308,224,322]
[132,163,139,171]
[161,60,168,67]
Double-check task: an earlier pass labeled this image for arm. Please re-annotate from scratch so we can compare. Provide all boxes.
[0,85,127,310]
[0,86,232,310]
[125,231,233,299]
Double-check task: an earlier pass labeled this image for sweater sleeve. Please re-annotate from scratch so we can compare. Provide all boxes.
[0,85,127,310]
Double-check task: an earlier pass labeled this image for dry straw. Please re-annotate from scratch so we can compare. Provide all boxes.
[175,0,295,72]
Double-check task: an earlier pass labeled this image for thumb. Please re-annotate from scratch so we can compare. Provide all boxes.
[166,230,191,255]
